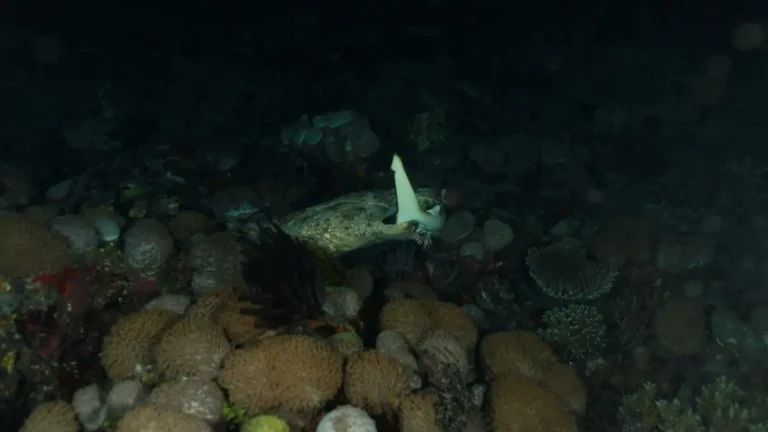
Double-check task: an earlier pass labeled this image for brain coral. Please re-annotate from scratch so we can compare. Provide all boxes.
[481,331,557,381]
[218,335,343,414]
[153,318,230,380]
[344,350,413,414]
[100,309,178,380]
[117,404,212,432]
[489,373,576,432]
[0,211,70,278]
[380,299,478,351]
[20,401,79,432]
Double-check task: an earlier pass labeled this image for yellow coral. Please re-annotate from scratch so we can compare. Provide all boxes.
[241,415,290,432]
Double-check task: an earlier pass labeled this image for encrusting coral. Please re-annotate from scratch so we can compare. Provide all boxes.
[344,349,414,414]
[218,335,343,414]
[100,309,178,380]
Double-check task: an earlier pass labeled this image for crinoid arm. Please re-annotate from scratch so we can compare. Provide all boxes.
[240,221,326,328]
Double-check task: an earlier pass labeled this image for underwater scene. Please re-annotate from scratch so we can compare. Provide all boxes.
[2,0,768,431]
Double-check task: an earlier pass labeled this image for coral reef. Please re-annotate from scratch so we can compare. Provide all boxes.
[539,303,606,361]
[525,243,617,300]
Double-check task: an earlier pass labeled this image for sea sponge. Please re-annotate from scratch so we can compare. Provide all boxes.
[148,378,224,423]
[0,211,70,278]
[153,317,230,380]
[218,335,343,414]
[651,299,706,356]
[399,393,441,432]
[542,363,587,414]
[344,350,413,414]
[489,373,576,432]
[117,404,212,432]
[100,309,178,380]
[316,405,376,432]
[380,299,478,352]
[481,331,557,381]
[20,401,79,432]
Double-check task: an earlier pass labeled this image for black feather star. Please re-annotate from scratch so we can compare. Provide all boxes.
[240,221,326,328]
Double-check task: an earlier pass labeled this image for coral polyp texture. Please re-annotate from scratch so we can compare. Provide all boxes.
[344,349,413,415]
[99,309,179,380]
[525,243,618,300]
[0,211,71,278]
[217,335,343,414]
[20,401,79,432]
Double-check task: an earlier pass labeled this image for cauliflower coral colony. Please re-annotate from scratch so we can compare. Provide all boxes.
[5,203,768,432]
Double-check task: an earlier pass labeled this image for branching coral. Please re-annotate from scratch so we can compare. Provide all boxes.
[525,244,617,300]
[240,222,325,328]
[618,379,768,432]
[538,304,606,361]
